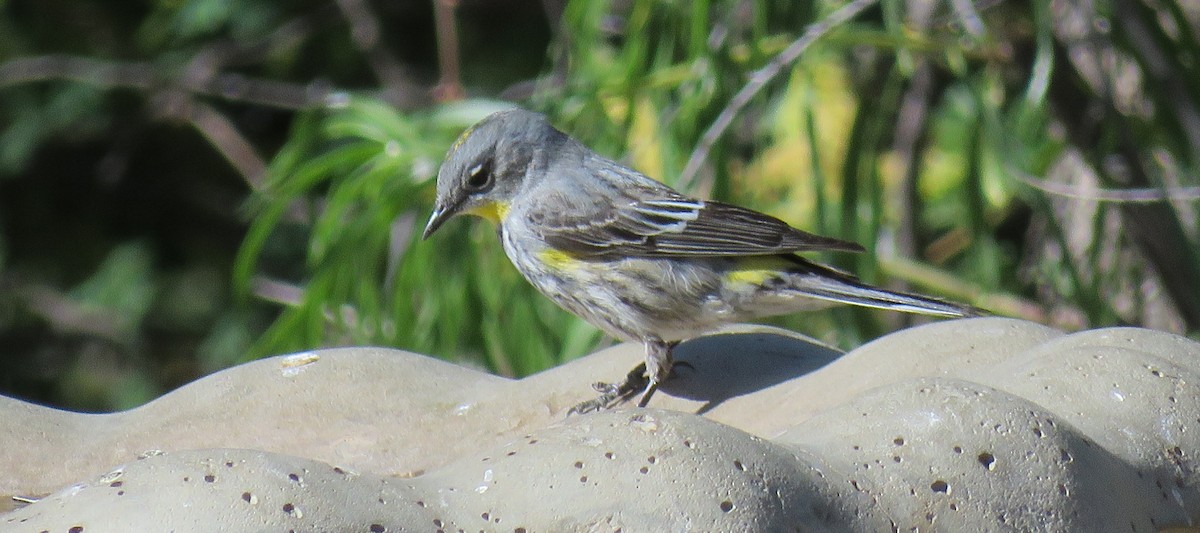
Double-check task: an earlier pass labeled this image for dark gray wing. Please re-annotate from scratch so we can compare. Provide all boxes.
[528,192,864,259]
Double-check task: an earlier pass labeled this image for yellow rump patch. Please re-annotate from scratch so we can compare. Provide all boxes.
[466,201,510,224]
[725,256,793,285]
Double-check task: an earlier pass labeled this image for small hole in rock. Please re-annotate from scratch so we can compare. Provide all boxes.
[506,451,516,456]
[433,519,443,528]
[978,452,996,470]
[69,527,83,533]
[515,528,527,533]
[931,480,949,493]
[574,461,583,469]
[639,466,649,474]
[683,439,694,448]
[892,455,902,463]
[110,481,123,488]
[579,476,588,483]
[370,525,385,533]
[893,437,905,446]
[283,503,296,514]
[952,446,963,454]
[482,512,489,520]
[604,452,615,459]
[647,456,656,464]
[1058,483,1069,496]
[117,491,124,496]
[225,461,234,468]
[1060,449,1073,463]
[719,500,734,513]
[289,473,300,482]
[733,460,745,471]
[204,475,215,483]
[242,492,253,503]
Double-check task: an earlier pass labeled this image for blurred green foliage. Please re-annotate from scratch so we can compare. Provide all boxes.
[233,98,602,376]
[2,0,1198,410]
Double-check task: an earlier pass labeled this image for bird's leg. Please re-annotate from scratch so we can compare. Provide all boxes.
[637,338,678,407]
[567,339,681,415]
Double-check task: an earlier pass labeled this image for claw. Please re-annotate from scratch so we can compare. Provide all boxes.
[567,353,694,415]
[568,363,648,415]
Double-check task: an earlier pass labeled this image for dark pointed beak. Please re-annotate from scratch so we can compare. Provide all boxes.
[422,206,450,240]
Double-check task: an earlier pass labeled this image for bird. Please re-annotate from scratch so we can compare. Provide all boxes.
[422,108,982,413]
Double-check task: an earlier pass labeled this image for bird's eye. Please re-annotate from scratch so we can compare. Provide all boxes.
[465,160,493,191]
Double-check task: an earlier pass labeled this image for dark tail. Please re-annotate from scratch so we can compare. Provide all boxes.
[788,257,986,318]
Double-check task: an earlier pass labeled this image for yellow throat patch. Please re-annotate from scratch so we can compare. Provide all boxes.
[466,201,510,224]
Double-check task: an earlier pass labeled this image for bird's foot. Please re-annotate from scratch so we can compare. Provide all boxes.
[567,360,694,415]
[568,363,648,415]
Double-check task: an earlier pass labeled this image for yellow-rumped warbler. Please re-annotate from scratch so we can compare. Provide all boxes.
[423,109,982,412]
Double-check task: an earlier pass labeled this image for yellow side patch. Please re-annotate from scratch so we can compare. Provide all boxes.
[726,269,775,286]
[537,248,581,271]
[466,201,510,224]
[725,256,793,286]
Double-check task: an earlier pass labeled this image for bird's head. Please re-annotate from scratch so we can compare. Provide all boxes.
[423,108,566,239]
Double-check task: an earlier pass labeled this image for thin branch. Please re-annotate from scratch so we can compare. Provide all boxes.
[1011,165,1200,203]
[332,0,426,107]
[893,61,937,259]
[251,276,306,307]
[186,101,270,190]
[432,0,465,101]
[676,0,879,192]
[0,54,328,110]
[9,280,127,343]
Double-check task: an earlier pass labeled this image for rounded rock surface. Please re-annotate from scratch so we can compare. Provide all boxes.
[1,318,1198,531]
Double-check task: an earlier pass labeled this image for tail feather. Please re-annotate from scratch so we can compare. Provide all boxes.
[788,258,986,318]
[799,283,985,317]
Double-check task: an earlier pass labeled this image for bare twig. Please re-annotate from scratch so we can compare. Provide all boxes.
[0,55,328,110]
[251,276,306,307]
[186,101,269,190]
[893,62,937,258]
[332,0,426,107]
[676,0,879,192]
[0,54,331,190]
[1011,165,1200,203]
[541,0,571,90]
[9,280,126,343]
[432,0,465,101]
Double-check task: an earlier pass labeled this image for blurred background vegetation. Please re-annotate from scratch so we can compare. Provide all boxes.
[1,0,1197,412]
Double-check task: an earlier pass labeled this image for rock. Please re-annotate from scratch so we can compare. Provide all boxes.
[2,318,1198,531]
